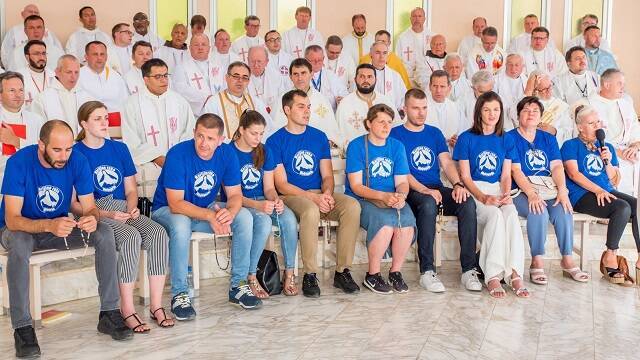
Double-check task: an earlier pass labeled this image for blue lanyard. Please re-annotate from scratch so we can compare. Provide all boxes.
[311,71,322,91]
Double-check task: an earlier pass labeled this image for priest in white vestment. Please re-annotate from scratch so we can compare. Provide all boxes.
[336,63,400,146]
[122,58,195,170]
[494,53,527,128]
[415,35,447,90]
[1,5,62,69]
[457,17,486,64]
[109,23,134,75]
[305,45,348,111]
[271,58,342,148]
[124,41,153,95]
[0,71,45,186]
[77,41,129,138]
[466,27,505,78]
[427,70,466,146]
[31,55,94,134]
[507,14,540,54]
[173,34,225,116]
[265,30,295,82]
[555,46,600,107]
[247,46,286,115]
[282,6,324,58]
[341,14,374,66]
[156,24,188,71]
[324,36,357,91]
[370,41,407,113]
[521,27,567,81]
[564,14,611,53]
[203,62,273,141]
[459,70,495,128]
[395,7,432,80]
[65,6,113,64]
[132,12,164,53]
[579,69,640,196]
[6,16,64,72]
[231,16,264,64]
[212,29,241,71]
[14,40,56,109]
[443,53,473,103]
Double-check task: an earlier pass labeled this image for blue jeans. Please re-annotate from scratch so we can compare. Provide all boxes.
[513,193,573,257]
[152,202,253,293]
[266,206,299,269]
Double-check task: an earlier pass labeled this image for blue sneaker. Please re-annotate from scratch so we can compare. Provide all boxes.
[229,282,263,309]
[171,292,196,321]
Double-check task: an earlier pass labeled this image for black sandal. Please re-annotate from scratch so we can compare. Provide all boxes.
[150,307,175,328]
[123,312,150,333]
[604,267,625,284]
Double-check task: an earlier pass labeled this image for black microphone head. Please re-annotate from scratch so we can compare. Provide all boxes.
[595,129,606,143]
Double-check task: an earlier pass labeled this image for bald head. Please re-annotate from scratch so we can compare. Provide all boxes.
[39,120,73,145]
[430,34,446,57]
[22,4,39,19]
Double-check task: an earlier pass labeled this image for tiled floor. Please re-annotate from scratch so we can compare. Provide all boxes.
[1,260,639,360]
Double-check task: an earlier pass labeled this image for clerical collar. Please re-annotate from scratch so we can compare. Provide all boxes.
[426,50,446,59]
[352,31,367,39]
[1,106,23,119]
[225,91,244,103]
[356,91,376,103]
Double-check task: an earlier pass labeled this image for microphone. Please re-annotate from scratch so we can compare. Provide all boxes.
[595,129,609,165]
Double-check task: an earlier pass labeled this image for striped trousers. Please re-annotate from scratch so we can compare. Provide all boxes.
[96,196,169,283]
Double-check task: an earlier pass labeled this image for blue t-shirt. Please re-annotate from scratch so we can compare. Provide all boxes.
[560,138,619,206]
[73,140,137,200]
[507,129,561,175]
[231,142,276,199]
[452,130,517,184]
[0,145,93,228]
[390,124,449,187]
[265,126,331,191]
[152,140,241,211]
[344,135,409,199]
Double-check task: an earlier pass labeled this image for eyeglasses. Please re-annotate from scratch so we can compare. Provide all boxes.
[145,73,170,80]
[118,30,133,35]
[266,37,281,43]
[228,73,250,82]
[532,36,548,41]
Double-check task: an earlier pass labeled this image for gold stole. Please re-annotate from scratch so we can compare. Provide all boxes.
[540,99,564,125]
[356,91,376,108]
[217,91,256,139]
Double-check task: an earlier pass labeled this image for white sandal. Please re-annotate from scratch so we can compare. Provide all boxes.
[562,267,590,283]
[529,268,548,285]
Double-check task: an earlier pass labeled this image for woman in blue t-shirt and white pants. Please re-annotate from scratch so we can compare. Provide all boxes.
[231,110,300,296]
[453,92,528,298]
[562,105,639,285]
[345,104,416,294]
[509,97,590,284]
[73,101,173,331]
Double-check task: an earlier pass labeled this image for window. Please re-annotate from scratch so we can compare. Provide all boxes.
[563,0,611,45]
[156,0,190,41]
[510,0,543,37]
[270,0,309,33]
[212,0,249,41]
[389,0,428,45]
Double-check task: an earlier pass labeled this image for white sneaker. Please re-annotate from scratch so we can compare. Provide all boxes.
[420,270,446,293]
[461,269,483,291]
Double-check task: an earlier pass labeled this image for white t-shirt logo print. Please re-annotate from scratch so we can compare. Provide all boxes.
[93,165,122,193]
[584,153,604,176]
[241,164,261,190]
[411,146,435,171]
[37,185,63,213]
[477,150,498,177]
[292,150,316,176]
[370,157,393,178]
[194,171,216,198]
[525,149,548,172]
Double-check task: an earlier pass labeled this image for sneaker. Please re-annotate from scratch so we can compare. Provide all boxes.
[302,273,321,298]
[171,292,197,321]
[461,269,483,292]
[363,272,393,294]
[229,281,263,309]
[333,269,360,294]
[14,326,41,358]
[420,270,446,293]
[97,310,134,341]
[388,271,409,293]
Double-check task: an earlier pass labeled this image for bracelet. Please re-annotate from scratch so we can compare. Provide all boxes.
[453,182,465,189]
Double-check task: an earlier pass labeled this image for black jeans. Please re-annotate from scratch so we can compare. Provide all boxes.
[573,190,640,251]
[407,186,478,273]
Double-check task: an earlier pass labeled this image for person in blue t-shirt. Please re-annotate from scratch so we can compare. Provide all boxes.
[390,89,481,294]
[562,105,639,285]
[266,89,361,298]
[73,101,174,332]
[509,97,590,285]
[151,113,261,317]
[231,110,299,297]
[0,120,132,357]
[345,103,415,294]
[453,91,528,299]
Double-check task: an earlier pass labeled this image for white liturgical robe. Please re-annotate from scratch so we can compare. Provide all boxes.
[110,44,133,75]
[324,55,356,91]
[77,65,128,115]
[494,72,527,128]
[203,90,273,141]
[554,70,600,107]
[124,67,144,95]
[157,46,188,73]
[65,27,113,64]
[132,31,164,53]
[282,27,324,58]
[0,106,45,186]
[415,52,446,90]
[564,34,611,53]
[248,67,285,115]
[7,43,64,73]
[507,32,532,55]
[427,97,466,141]
[15,67,56,109]
[522,47,568,80]
[449,76,474,103]
[173,55,226,116]
[395,28,433,78]
[1,25,62,69]
[231,35,264,63]
[457,35,481,64]
[122,87,195,166]
[311,69,349,111]
[508,97,573,146]
[210,50,241,72]
[465,45,506,78]
[336,91,400,146]
[341,32,374,66]
[374,66,407,112]
[267,50,294,81]
[31,78,94,134]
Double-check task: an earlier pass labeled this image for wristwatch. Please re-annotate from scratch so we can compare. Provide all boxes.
[453,182,465,189]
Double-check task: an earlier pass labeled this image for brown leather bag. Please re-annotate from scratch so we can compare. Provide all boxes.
[599,251,635,287]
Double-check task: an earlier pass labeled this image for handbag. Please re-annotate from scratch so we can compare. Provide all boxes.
[364,135,390,208]
[137,167,154,217]
[526,169,557,201]
[256,249,282,295]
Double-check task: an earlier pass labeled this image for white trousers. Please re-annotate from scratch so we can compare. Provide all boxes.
[473,181,525,284]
